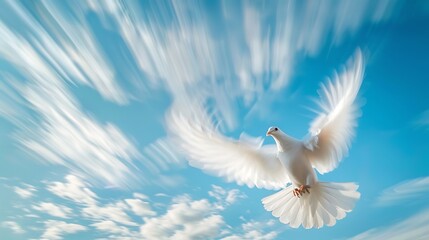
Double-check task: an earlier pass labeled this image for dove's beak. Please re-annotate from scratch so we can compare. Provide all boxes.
[266,130,272,136]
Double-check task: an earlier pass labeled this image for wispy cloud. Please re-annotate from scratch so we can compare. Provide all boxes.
[14,184,37,199]
[1,0,129,104]
[351,176,429,239]
[209,185,247,209]
[349,207,429,240]
[124,198,156,217]
[32,202,73,219]
[47,175,98,206]
[0,15,139,186]
[415,109,429,130]
[86,0,399,131]
[82,201,137,226]
[41,220,86,240]
[221,219,278,240]
[4,174,270,239]
[91,220,138,239]
[141,138,185,173]
[140,196,224,239]
[376,176,429,206]
[1,221,25,234]
[0,0,402,189]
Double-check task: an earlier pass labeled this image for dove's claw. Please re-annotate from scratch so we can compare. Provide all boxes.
[293,185,311,198]
[300,185,311,194]
[293,188,301,198]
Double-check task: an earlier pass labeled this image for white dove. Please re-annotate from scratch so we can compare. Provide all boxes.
[167,50,363,229]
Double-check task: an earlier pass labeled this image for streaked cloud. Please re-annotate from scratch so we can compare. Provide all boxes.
[124,198,156,217]
[133,193,149,200]
[32,202,73,219]
[82,201,137,226]
[350,207,429,240]
[14,184,37,199]
[209,185,247,209]
[47,175,98,206]
[0,1,143,188]
[91,220,138,238]
[140,198,224,239]
[376,176,429,206]
[1,0,129,104]
[415,109,429,129]
[352,176,429,239]
[2,175,269,239]
[86,0,399,131]
[1,221,25,234]
[41,220,86,240]
[141,138,185,173]
[221,219,278,240]
[0,0,402,189]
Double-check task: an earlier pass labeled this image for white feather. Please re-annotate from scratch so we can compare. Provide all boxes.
[166,108,289,190]
[262,182,360,229]
[305,49,364,174]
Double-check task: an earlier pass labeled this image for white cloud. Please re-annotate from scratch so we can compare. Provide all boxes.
[140,198,224,240]
[352,176,429,239]
[221,219,278,240]
[1,221,25,234]
[44,175,144,228]
[47,175,98,206]
[0,2,142,188]
[14,184,36,199]
[32,202,73,219]
[3,0,128,104]
[171,215,224,240]
[141,138,185,173]
[222,231,278,240]
[125,198,156,217]
[41,220,86,240]
[376,176,429,206]
[133,193,149,200]
[416,110,429,129]
[350,207,429,240]
[91,220,136,237]
[85,0,401,135]
[5,175,278,239]
[82,201,137,226]
[209,185,247,209]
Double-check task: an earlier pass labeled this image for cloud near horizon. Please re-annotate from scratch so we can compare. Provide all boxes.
[349,176,429,240]
[1,174,277,240]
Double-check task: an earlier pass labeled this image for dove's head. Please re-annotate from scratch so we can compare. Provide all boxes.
[266,126,280,136]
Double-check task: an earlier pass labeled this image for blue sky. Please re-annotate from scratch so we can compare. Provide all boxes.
[0,0,428,239]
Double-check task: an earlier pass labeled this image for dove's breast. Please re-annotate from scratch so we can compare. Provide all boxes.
[278,147,317,187]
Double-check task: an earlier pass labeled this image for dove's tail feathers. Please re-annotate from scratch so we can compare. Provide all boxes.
[262,182,360,229]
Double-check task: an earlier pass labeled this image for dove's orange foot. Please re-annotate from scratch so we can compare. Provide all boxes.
[293,185,311,198]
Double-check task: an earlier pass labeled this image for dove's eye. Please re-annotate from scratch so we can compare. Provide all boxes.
[274,128,278,131]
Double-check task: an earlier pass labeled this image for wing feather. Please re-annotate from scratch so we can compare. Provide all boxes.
[167,108,288,190]
[305,50,364,174]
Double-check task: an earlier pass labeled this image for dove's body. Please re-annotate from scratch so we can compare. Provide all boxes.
[278,142,317,188]
[270,132,317,187]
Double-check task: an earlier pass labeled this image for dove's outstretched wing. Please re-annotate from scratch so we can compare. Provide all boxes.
[305,50,364,174]
[167,110,289,190]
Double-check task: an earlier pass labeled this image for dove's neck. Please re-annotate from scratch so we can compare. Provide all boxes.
[271,132,297,152]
